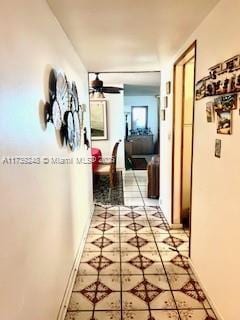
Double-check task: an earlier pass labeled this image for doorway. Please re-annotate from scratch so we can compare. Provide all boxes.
[123,74,161,171]
[88,71,161,206]
[172,42,196,231]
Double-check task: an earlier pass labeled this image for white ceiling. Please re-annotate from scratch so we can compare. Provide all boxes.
[89,72,160,86]
[48,0,219,72]
[89,72,160,96]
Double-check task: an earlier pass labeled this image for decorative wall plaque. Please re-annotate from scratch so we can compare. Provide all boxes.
[45,68,87,151]
[196,55,240,100]
[215,139,221,158]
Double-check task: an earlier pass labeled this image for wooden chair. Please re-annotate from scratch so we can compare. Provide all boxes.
[94,140,121,187]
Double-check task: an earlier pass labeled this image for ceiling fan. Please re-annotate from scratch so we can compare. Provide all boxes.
[89,73,123,96]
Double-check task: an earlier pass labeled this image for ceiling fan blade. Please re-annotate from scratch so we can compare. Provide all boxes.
[103,86,123,91]
[102,86,123,93]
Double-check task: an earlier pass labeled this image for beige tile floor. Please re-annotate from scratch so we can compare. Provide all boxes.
[65,205,218,320]
[123,170,159,207]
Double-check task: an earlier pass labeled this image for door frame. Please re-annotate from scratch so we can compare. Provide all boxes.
[171,41,197,257]
[88,71,161,170]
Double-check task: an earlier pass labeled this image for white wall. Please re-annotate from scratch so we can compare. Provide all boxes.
[124,95,159,143]
[160,0,240,319]
[0,1,93,320]
[91,91,125,169]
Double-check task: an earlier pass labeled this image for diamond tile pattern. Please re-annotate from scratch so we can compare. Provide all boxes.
[155,223,170,231]
[127,236,148,248]
[163,236,184,248]
[97,212,114,219]
[65,205,218,320]
[81,281,113,303]
[129,254,154,270]
[87,255,113,271]
[126,222,144,231]
[125,212,141,219]
[92,236,113,249]
[95,223,114,232]
[171,254,190,270]
[130,280,163,302]
[181,280,206,302]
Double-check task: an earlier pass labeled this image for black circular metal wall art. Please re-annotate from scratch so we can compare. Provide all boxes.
[46,68,87,151]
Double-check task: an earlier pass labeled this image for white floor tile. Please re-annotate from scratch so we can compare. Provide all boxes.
[133,170,147,176]
[143,198,159,206]
[123,186,140,191]
[122,177,136,182]
[124,191,142,198]
[140,190,148,197]
[138,185,147,191]
[124,198,144,206]
[123,181,138,187]
[137,182,147,186]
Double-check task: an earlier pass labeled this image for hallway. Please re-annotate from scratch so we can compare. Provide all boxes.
[65,204,217,320]
[2,1,240,319]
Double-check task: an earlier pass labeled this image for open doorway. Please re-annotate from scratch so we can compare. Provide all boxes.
[123,77,160,171]
[172,42,196,231]
[88,71,161,206]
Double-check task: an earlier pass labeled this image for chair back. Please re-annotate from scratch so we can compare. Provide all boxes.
[110,140,121,174]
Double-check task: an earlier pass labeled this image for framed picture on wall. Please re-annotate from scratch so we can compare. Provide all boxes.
[215,139,221,158]
[216,111,232,135]
[160,109,166,121]
[162,96,168,108]
[166,81,171,94]
[206,101,215,122]
[131,106,148,130]
[90,100,108,140]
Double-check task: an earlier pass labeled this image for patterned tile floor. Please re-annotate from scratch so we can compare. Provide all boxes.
[65,205,217,320]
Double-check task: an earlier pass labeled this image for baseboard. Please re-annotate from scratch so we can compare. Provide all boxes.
[169,223,183,229]
[188,259,224,320]
[57,203,95,320]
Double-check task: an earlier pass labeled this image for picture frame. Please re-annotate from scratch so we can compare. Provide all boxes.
[166,81,171,94]
[162,96,168,108]
[90,100,108,140]
[215,139,221,158]
[206,101,215,122]
[160,109,166,121]
[222,55,240,72]
[131,106,148,130]
[195,54,240,100]
[216,110,232,135]
[214,94,237,112]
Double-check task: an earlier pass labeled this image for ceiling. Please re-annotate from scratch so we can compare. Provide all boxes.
[89,72,160,96]
[89,72,160,86]
[48,0,219,72]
